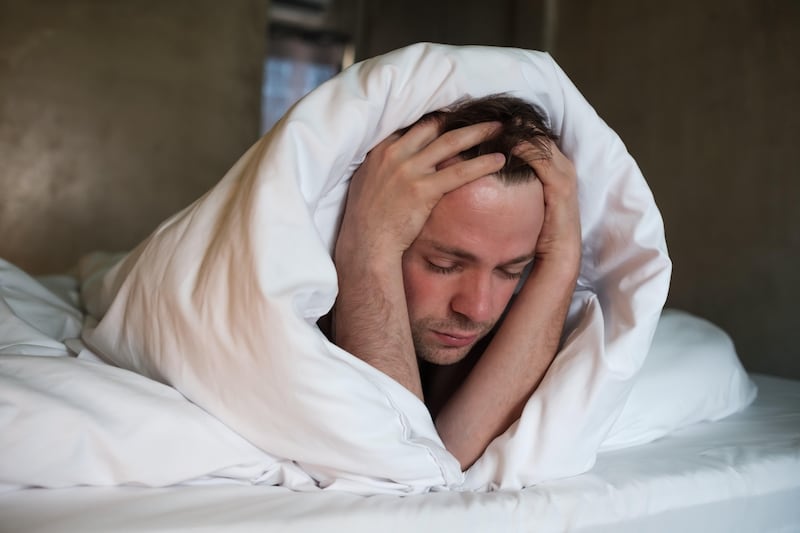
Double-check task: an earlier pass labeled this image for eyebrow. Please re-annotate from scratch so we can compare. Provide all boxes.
[427,241,535,268]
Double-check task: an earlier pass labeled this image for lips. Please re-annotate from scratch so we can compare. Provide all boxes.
[431,330,478,348]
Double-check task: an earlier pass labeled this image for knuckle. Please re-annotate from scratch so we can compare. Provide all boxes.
[382,142,403,163]
[449,161,481,184]
[438,131,462,151]
[396,159,417,181]
[407,178,428,202]
[450,161,469,180]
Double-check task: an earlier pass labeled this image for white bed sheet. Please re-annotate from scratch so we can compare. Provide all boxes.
[2,373,798,533]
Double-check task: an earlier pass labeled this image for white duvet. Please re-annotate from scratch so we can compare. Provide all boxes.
[21,44,677,493]
[1,259,757,494]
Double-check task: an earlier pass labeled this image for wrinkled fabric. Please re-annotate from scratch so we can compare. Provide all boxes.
[81,43,671,493]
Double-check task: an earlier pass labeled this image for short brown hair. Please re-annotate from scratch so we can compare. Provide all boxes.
[423,94,558,184]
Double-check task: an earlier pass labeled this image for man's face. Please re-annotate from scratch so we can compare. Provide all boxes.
[401,175,545,365]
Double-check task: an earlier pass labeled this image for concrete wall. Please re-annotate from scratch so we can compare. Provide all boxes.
[551,0,800,378]
[0,0,267,274]
[354,0,545,59]
[1,0,797,378]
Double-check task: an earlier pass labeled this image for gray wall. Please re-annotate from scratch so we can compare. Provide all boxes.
[1,0,797,378]
[0,0,267,274]
[550,0,800,378]
[354,0,546,58]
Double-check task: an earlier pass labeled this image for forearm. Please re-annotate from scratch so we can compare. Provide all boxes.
[327,118,505,404]
[333,252,423,399]
[435,260,578,469]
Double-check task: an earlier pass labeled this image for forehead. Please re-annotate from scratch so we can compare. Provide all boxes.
[416,176,544,262]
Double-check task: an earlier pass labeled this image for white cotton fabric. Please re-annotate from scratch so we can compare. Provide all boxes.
[80,43,672,493]
[3,364,798,532]
[1,259,758,495]
[602,309,757,450]
[0,354,315,490]
[0,258,758,495]
[0,263,82,357]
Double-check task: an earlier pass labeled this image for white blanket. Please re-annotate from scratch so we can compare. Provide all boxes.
[2,258,757,495]
[79,43,672,493]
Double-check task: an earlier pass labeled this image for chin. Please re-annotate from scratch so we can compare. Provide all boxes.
[417,346,472,366]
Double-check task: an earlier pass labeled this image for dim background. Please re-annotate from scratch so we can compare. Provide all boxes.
[1,0,797,378]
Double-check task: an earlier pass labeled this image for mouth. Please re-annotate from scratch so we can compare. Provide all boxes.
[431,330,478,348]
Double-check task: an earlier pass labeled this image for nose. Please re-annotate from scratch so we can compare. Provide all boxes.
[450,271,494,324]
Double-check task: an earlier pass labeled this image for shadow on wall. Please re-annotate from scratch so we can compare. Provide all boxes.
[0,1,267,274]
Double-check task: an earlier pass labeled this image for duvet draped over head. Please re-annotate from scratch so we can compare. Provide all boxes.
[81,42,672,494]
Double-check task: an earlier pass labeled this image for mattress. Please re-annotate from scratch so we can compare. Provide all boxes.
[2,372,798,533]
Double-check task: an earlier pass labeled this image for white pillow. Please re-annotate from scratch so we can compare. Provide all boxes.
[82,43,672,493]
[601,309,757,451]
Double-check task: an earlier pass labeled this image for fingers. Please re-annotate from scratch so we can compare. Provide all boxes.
[512,141,575,192]
[377,119,506,196]
[512,140,581,266]
[513,140,556,178]
[431,152,506,194]
[417,121,503,169]
[392,116,443,154]
[390,119,502,165]
[512,139,556,161]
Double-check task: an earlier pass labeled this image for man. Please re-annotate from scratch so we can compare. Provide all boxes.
[330,95,581,470]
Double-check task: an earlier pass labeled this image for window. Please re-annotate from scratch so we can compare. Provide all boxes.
[261,25,351,133]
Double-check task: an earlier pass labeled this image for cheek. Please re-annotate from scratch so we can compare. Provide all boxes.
[492,281,519,314]
[402,262,449,317]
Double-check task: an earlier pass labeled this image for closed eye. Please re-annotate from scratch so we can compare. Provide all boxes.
[426,261,459,275]
[496,260,533,281]
[496,268,525,281]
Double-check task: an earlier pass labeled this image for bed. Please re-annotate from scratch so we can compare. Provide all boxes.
[1,252,799,533]
[2,42,799,531]
[2,278,799,533]
[1,373,797,533]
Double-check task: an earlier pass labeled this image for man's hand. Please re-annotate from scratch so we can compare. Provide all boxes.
[333,119,506,400]
[514,140,581,276]
[335,119,506,266]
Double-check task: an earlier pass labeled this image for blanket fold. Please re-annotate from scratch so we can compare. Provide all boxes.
[81,43,671,493]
